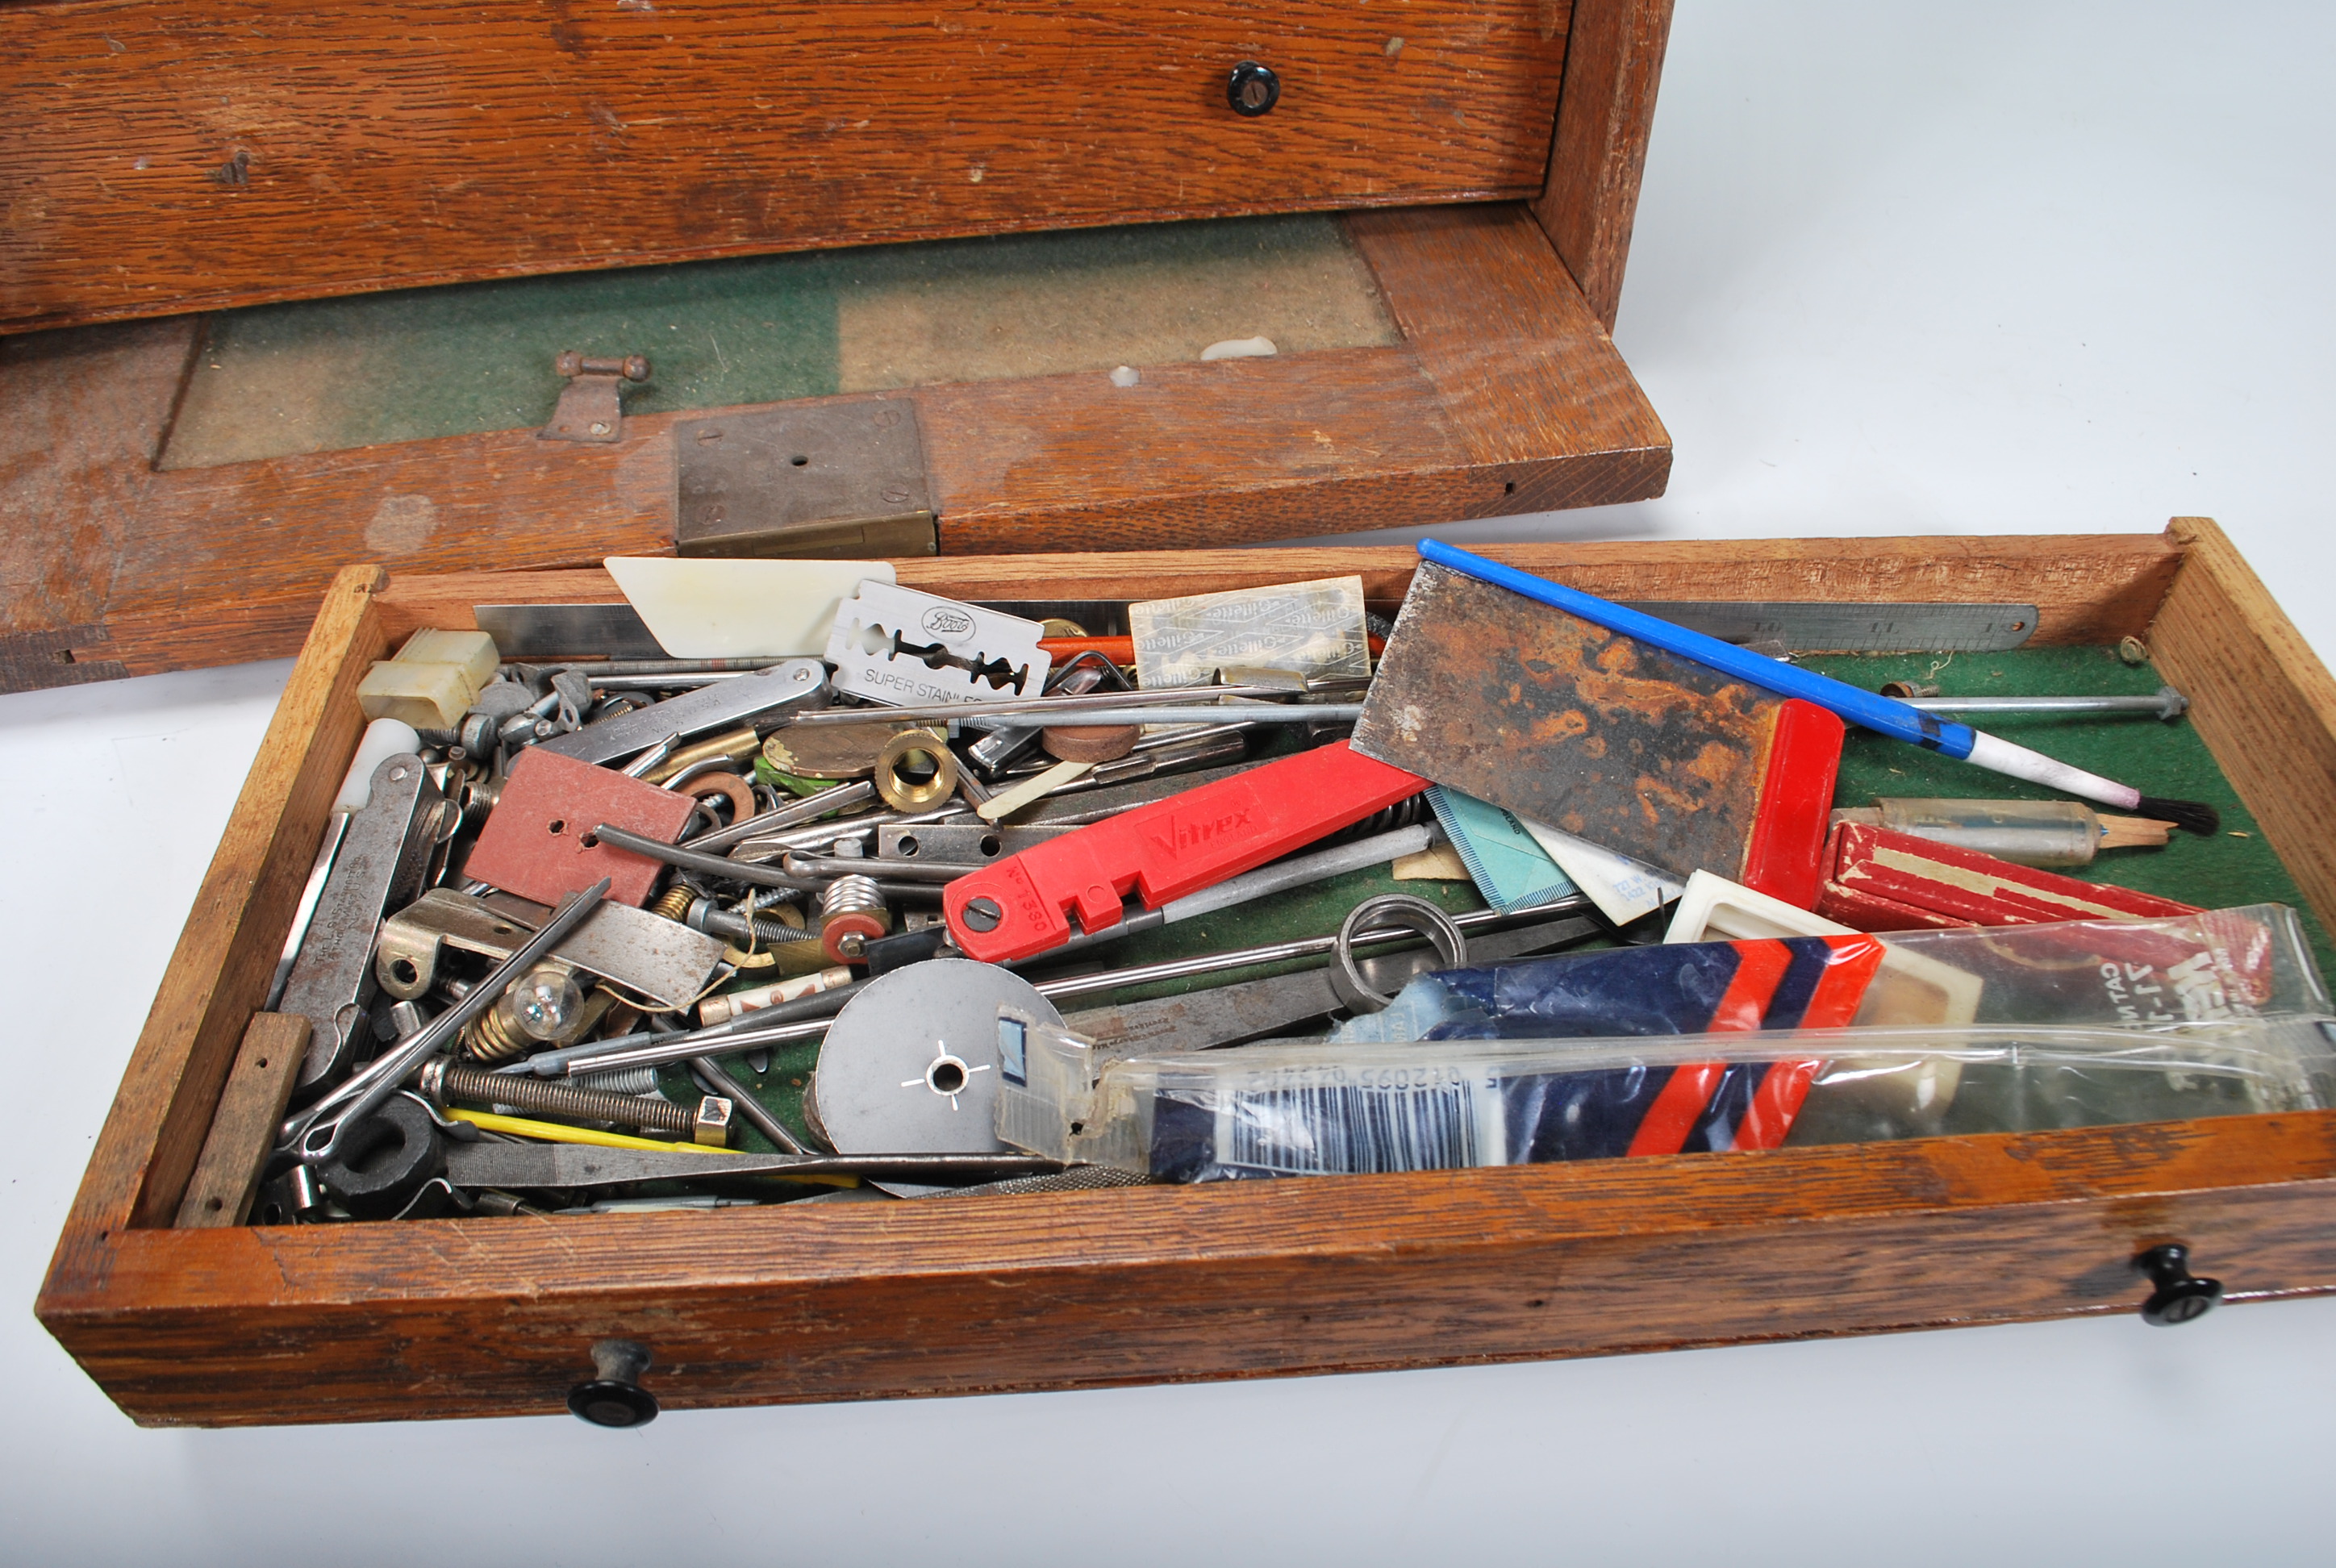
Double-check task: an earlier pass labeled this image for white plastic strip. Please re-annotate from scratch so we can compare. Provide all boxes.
[606,557,892,659]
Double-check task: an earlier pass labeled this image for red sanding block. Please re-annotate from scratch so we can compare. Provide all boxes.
[1815,822,2200,931]
[464,746,698,907]
[943,740,1427,962]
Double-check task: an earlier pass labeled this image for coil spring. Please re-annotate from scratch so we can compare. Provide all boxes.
[432,1061,695,1132]
[460,1003,532,1064]
[572,1065,660,1095]
[1315,790,1433,850]
[649,885,696,924]
[748,888,807,928]
[820,874,889,928]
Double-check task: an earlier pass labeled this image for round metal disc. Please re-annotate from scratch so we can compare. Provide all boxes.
[811,960,1064,1195]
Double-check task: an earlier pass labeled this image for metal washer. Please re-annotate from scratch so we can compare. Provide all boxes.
[810,959,1064,1196]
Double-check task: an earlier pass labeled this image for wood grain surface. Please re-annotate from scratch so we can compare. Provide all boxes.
[1347,203,1671,515]
[45,569,386,1250]
[44,528,2336,1428]
[2151,518,2336,945]
[40,1109,2336,1426]
[0,320,197,665]
[173,1013,311,1228]
[1533,0,1675,328]
[2,0,1572,332]
[373,534,2187,648]
[0,206,1672,690]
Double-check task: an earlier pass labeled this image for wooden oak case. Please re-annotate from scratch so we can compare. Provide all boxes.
[0,1,1676,695]
[37,521,2336,1427]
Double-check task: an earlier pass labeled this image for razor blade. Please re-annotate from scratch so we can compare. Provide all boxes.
[823,582,1053,707]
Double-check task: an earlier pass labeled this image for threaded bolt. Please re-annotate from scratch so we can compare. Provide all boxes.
[687,900,823,949]
[423,1058,699,1134]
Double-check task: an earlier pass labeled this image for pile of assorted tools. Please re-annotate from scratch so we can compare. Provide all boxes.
[244,550,2336,1224]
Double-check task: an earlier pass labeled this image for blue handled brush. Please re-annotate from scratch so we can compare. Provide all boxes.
[1416,540,2220,836]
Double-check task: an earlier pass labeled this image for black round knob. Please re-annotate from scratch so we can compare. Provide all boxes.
[1227,60,1280,117]
[2136,1243,2223,1326]
[568,1339,659,1427]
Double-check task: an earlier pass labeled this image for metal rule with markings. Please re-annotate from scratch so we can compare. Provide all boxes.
[472,604,665,661]
[1616,602,2038,653]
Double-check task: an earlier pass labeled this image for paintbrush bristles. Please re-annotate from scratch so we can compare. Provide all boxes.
[2133,796,2222,836]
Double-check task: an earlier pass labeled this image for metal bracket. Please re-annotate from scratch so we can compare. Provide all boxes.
[540,351,650,444]
[674,399,937,557]
[375,888,727,1012]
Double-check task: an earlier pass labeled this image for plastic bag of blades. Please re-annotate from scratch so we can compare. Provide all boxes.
[997,1013,2336,1182]
[1336,905,2330,1044]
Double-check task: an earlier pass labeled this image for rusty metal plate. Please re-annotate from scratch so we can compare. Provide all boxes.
[462,748,698,907]
[1353,562,1785,883]
[675,399,936,558]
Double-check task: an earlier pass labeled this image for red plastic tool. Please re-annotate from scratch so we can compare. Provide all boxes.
[1737,699,1847,909]
[943,740,1428,962]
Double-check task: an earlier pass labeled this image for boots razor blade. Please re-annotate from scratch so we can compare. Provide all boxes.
[824,582,1053,708]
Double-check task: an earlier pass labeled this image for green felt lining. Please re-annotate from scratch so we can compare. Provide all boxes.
[163,212,1395,469]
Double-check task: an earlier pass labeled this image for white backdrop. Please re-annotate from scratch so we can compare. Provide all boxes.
[6,5,2334,1563]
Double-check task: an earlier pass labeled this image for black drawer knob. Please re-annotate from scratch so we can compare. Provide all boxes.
[1228,60,1280,117]
[568,1339,659,1427]
[2135,1244,2223,1326]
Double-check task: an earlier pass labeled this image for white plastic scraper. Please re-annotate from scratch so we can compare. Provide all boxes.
[603,557,895,659]
[824,582,1053,707]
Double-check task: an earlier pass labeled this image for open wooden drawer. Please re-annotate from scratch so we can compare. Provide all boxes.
[36,519,2336,1428]
[0,0,1677,694]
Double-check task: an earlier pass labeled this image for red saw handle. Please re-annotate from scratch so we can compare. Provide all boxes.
[942,741,1427,962]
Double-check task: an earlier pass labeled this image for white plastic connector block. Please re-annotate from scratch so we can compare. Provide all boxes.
[357,627,501,728]
[823,581,1052,707]
[357,660,473,730]
[394,628,498,693]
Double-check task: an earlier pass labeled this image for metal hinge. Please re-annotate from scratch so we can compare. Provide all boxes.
[540,352,650,443]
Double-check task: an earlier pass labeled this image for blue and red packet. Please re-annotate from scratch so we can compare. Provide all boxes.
[1410,934,1885,1157]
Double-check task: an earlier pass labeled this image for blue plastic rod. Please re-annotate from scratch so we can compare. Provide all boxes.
[1415,538,1980,758]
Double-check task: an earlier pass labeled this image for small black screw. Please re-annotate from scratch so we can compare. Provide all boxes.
[569,1339,659,1427]
[2136,1243,2223,1326]
[959,896,1003,932]
[1228,60,1280,117]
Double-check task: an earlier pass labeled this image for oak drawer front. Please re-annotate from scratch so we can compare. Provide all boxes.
[42,525,2336,1426]
[2,0,1573,332]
